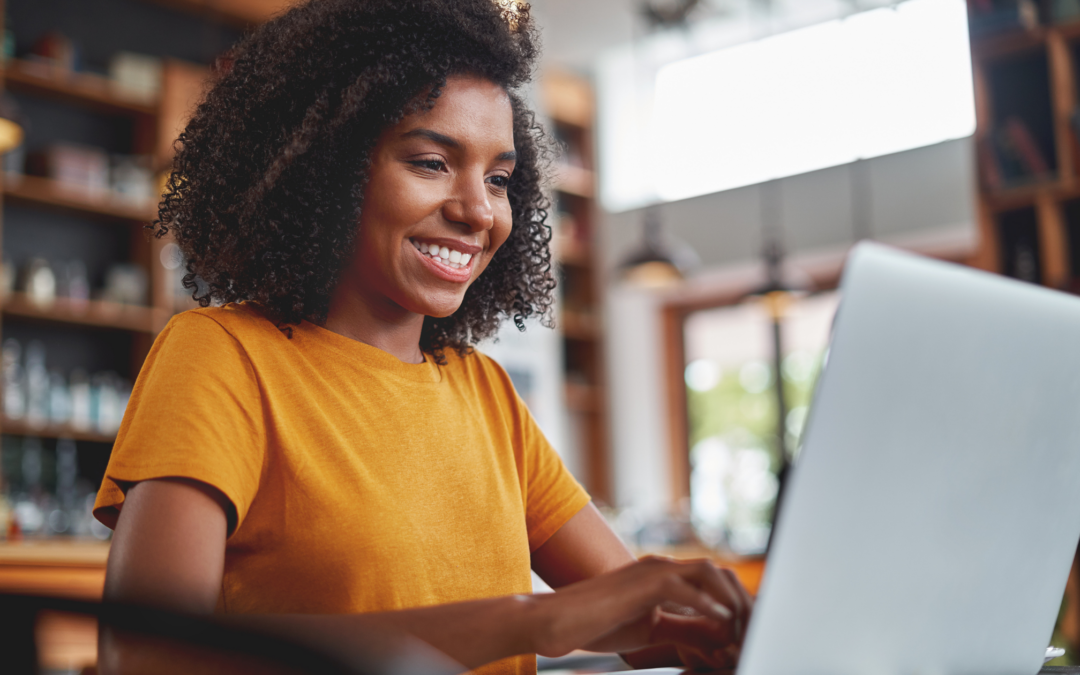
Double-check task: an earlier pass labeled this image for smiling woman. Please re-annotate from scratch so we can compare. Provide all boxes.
[327,76,518,360]
[87,1,753,674]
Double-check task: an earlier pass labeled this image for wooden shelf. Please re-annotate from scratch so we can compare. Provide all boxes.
[0,539,110,567]
[553,164,595,198]
[555,233,592,268]
[3,59,158,117]
[970,20,1080,61]
[2,293,167,334]
[564,382,601,413]
[984,177,1062,211]
[543,70,594,129]
[545,69,609,501]
[979,177,1080,212]
[141,0,292,27]
[0,416,116,443]
[971,26,1046,61]
[1054,19,1080,42]
[3,174,157,222]
[561,309,599,340]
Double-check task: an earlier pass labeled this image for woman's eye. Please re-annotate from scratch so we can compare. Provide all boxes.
[488,175,510,189]
[409,159,446,172]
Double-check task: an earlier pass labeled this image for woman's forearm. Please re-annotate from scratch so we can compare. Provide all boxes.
[235,594,542,670]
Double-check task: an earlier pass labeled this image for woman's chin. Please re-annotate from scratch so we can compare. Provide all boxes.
[412,297,465,320]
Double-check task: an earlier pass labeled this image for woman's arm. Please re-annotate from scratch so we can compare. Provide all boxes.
[530,502,637,585]
[106,480,745,669]
[531,503,753,669]
[104,478,230,612]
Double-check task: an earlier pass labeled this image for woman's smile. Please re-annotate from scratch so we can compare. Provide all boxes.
[409,237,480,281]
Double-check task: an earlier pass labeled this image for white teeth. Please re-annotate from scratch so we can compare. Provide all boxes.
[412,240,474,268]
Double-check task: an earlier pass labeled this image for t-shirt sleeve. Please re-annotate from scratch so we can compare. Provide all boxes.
[93,311,267,534]
[514,388,592,552]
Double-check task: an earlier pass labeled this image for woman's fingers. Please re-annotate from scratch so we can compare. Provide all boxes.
[707,567,750,642]
[653,611,734,664]
[538,556,752,659]
[651,572,735,625]
[722,568,754,643]
[663,560,745,630]
[636,557,753,644]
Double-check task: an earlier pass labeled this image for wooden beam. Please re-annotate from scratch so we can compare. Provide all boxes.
[1037,191,1069,288]
[661,304,690,507]
[156,59,212,168]
[1047,29,1076,184]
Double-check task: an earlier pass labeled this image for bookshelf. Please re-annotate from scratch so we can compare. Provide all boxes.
[4,174,157,221]
[543,70,611,504]
[0,0,217,550]
[1,415,115,444]
[2,292,166,333]
[4,58,159,117]
[967,4,1080,294]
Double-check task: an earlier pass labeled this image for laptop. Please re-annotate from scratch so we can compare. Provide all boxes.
[737,242,1080,675]
[563,242,1080,675]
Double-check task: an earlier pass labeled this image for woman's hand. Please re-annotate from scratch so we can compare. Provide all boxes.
[527,556,752,670]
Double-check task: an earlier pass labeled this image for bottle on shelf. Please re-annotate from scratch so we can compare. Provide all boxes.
[0,338,132,435]
[2,338,25,420]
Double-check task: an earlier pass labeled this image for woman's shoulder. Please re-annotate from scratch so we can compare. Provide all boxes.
[164,302,282,343]
[443,347,518,395]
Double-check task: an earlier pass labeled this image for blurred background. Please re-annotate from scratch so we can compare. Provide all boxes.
[0,0,1075,672]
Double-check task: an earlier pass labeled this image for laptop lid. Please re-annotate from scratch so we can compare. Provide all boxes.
[738,242,1080,675]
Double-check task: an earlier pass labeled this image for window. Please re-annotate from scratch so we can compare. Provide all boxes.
[683,292,839,554]
[598,0,976,211]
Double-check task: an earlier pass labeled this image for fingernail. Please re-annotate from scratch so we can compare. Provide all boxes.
[711,602,733,619]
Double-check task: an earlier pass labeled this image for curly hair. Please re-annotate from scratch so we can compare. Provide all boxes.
[156,0,556,358]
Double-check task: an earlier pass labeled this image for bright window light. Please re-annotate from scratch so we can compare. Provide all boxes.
[599,0,975,211]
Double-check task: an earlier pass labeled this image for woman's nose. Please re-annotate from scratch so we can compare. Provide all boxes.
[443,175,494,232]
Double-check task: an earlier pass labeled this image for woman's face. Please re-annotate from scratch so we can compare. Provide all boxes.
[345,74,516,320]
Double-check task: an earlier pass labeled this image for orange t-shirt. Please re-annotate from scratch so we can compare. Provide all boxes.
[94,303,591,675]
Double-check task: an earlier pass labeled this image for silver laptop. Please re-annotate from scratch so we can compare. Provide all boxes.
[738,242,1080,675]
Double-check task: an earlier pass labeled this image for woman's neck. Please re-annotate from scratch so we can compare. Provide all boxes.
[323,289,426,364]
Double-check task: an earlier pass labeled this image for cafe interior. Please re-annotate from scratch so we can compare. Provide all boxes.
[0,0,1078,672]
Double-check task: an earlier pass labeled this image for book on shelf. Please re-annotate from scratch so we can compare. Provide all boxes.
[984,116,1053,189]
[998,209,1042,283]
[1004,117,1050,174]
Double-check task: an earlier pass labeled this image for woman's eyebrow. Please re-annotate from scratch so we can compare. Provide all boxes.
[403,127,460,148]
[401,128,516,161]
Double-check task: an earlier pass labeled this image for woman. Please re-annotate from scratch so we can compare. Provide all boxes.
[93,1,752,673]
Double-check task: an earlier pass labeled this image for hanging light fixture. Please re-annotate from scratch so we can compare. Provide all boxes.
[617,207,699,288]
[640,0,704,29]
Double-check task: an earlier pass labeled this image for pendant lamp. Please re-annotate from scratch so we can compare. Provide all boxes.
[617,208,699,288]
